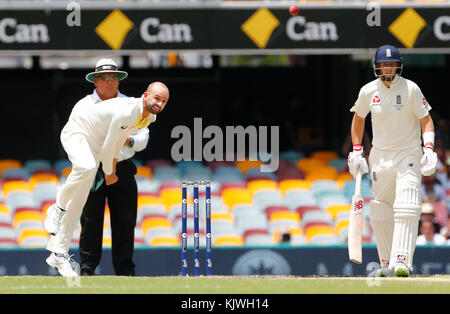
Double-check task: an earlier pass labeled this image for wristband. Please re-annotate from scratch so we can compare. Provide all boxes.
[422,131,435,146]
[424,145,433,151]
[353,144,363,153]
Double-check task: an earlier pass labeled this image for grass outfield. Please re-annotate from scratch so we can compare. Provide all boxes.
[0,275,449,294]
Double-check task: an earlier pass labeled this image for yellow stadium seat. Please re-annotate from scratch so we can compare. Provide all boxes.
[305,167,338,181]
[221,188,253,210]
[136,166,152,179]
[138,195,164,209]
[29,173,59,188]
[247,179,278,195]
[335,219,349,235]
[13,211,44,228]
[17,229,49,247]
[149,236,180,247]
[2,181,32,198]
[269,211,300,223]
[211,212,234,222]
[235,160,263,175]
[0,203,10,215]
[279,179,312,194]
[310,151,339,163]
[160,188,185,211]
[326,204,351,220]
[296,158,327,174]
[305,225,336,243]
[0,159,22,176]
[141,217,172,235]
[213,235,244,247]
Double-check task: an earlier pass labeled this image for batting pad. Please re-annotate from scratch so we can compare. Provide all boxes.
[389,207,421,270]
[369,200,394,267]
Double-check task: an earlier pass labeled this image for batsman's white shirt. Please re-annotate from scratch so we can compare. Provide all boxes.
[350,76,431,150]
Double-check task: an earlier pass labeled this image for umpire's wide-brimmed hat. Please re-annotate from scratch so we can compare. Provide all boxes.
[85,58,128,83]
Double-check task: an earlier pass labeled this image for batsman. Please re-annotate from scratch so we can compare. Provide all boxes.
[347,45,438,277]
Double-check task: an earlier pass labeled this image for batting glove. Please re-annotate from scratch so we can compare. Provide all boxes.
[348,144,369,178]
[420,145,437,176]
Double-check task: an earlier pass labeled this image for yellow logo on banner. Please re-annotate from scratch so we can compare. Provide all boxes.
[241,8,280,49]
[96,10,134,50]
[389,8,426,49]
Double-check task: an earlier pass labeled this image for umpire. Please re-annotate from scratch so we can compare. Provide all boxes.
[79,58,151,276]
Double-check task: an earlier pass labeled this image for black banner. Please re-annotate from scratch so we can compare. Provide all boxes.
[0,6,449,52]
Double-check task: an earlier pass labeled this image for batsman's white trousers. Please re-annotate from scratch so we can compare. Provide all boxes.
[368,146,422,269]
[47,129,99,254]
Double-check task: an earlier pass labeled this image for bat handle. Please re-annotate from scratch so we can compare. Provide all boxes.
[355,170,362,196]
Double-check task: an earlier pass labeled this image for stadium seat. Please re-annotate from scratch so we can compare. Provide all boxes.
[213,234,244,247]
[0,222,16,247]
[0,159,22,176]
[247,179,277,194]
[138,194,164,209]
[284,190,317,209]
[1,168,29,180]
[301,210,333,230]
[235,160,263,175]
[327,158,347,171]
[296,158,327,174]
[279,179,311,194]
[2,181,33,198]
[32,182,57,206]
[253,189,285,210]
[306,167,338,181]
[152,166,182,182]
[305,225,337,244]
[17,229,48,247]
[136,166,152,180]
[232,204,261,218]
[137,204,167,224]
[325,204,351,220]
[149,235,180,247]
[23,159,53,175]
[0,202,12,224]
[236,213,268,234]
[279,150,305,165]
[244,232,275,246]
[221,187,253,209]
[295,205,321,219]
[310,151,339,163]
[5,191,35,214]
[54,159,72,175]
[146,159,173,170]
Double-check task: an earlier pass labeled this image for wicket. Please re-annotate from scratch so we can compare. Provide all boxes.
[181,181,212,276]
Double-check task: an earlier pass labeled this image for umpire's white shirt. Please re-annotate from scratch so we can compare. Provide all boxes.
[350,76,431,150]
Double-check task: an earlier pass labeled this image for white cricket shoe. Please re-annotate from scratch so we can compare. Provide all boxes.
[44,204,65,235]
[46,253,80,277]
[394,263,410,277]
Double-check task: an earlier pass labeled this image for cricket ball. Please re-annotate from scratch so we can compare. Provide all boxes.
[289,5,300,16]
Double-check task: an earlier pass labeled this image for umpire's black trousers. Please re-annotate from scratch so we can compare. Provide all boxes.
[79,159,138,276]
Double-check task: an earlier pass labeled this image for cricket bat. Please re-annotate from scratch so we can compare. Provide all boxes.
[348,170,363,264]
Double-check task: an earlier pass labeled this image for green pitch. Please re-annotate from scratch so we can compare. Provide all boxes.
[0,275,449,294]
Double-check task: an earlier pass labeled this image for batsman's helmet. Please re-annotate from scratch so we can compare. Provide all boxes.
[372,45,403,81]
